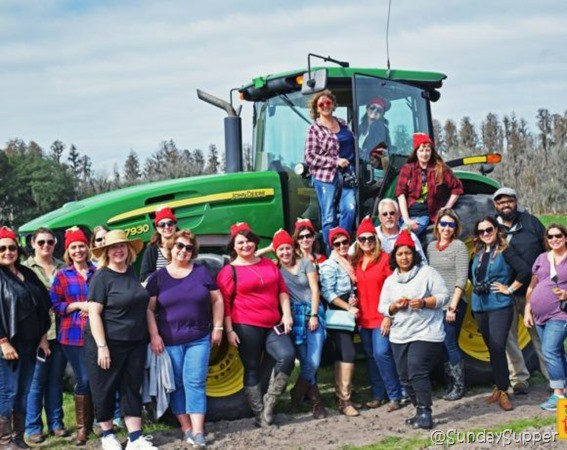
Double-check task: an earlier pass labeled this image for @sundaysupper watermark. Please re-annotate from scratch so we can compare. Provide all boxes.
[430,429,558,446]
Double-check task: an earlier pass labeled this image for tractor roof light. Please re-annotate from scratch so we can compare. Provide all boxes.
[486,153,502,164]
[295,75,303,86]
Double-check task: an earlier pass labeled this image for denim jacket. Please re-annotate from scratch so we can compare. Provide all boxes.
[471,249,514,313]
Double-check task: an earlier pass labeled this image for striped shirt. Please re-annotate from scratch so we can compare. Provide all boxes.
[156,248,169,271]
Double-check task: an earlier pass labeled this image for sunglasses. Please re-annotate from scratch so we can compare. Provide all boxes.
[36,239,55,247]
[317,100,333,108]
[547,233,564,240]
[332,239,350,248]
[368,105,384,113]
[174,242,194,252]
[95,237,105,243]
[298,232,314,240]
[477,226,495,235]
[358,236,376,244]
[157,221,177,228]
[381,211,396,217]
[0,245,17,253]
[439,221,456,229]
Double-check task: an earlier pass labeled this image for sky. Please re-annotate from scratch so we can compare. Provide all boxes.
[0,0,565,172]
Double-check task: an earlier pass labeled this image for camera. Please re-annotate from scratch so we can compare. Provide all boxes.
[473,282,491,295]
[340,168,358,189]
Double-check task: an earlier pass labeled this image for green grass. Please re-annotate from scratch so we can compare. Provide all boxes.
[539,215,567,228]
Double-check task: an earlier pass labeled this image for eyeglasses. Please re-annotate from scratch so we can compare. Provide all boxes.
[174,242,194,252]
[439,221,456,229]
[298,233,314,240]
[317,100,333,108]
[0,245,17,253]
[358,236,376,244]
[547,233,564,240]
[95,237,105,243]
[157,221,177,228]
[381,211,396,217]
[36,239,55,247]
[477,226,495,235]
[332,239,349,248]
[368,105,384,113]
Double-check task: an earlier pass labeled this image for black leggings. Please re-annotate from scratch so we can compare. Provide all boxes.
[474,306,514,391]
[327,329,356,363]
[233,324,295,387]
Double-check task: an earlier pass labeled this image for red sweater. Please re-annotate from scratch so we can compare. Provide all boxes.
[217,258,289,328]
[355,252,392,328]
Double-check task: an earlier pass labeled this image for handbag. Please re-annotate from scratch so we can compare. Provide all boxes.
[325,309,356,332]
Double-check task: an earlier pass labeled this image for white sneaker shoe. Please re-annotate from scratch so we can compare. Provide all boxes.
[125,435,158,450]
[101,433,123,450]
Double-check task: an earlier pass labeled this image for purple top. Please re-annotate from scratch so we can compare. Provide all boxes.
[529,252,567,326]
[146,264,218,346]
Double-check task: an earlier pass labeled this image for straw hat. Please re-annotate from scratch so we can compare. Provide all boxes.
[91,229,143,259]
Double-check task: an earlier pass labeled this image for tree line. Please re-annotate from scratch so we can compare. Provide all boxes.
[1,108,564,228]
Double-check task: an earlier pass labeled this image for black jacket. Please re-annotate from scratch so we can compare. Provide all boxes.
[140,244,159,282]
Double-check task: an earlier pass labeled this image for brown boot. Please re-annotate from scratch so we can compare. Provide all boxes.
[486,387,501,404]
[335,362,359,417]
[0,417,18,450]
[10,413,29,450]
[74,394,94,445]
[306,384,327,419]
[289,378,310,413]
[498,391,513,411]
[262,372,290,426]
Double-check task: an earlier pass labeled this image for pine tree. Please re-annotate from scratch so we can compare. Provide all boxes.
[123,150,141,185]
[205,144,220,174]
[50,140,65,163]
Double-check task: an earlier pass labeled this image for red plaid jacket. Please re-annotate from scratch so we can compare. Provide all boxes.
[304,117,348,183]
[395,161,463,221]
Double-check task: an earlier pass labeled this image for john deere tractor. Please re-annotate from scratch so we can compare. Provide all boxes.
[19,55,537,420]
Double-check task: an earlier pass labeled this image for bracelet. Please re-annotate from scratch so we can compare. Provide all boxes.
[226,329,236,334]
[420,298,427,309]
[310,314,318,318]
[0,337,8,344]
[97,343,107,348]
[507,285,515,295]
[213,326,224,331]
[448,306,458,313]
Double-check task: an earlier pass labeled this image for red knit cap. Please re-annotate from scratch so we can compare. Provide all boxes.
[294,218,315,234]
[393,229,415,249]
[0,226,17,242]
[154,206,177,225]
[413,133,434,151]
[329,227,350,245]
[64,227,89,249]
[230,222,252,239]
[272,229,294,251]
[370,142,387,158]
[356,216,376,237]
[367,97,390,111]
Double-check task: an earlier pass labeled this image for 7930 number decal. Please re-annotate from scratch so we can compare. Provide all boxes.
[124,224,150,237]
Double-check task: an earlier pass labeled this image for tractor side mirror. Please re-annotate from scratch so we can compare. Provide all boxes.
[479,164,494,175]
[302,69,328,95]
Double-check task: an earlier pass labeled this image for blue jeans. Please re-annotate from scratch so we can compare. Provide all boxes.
[359,327,402,401]
[536,320,567,390]
[313,176,356,247]
[25,340,67,435]
[401,215,430,237]
[0,342,36,418]
[61,344,90,395]
[443,306,466,366]
[166,334,211,415]
[294,325,325,386]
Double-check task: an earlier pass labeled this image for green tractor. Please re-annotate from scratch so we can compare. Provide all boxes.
[19,55,536,420]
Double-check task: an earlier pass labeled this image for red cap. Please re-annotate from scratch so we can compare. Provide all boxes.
[64,227,89,250]
[272,229,294,251]
[370,142,387,158]
[413,133,434,151]
[154,206,177,225]
[329,227,350,245]
[294,218,315,234]
[230,222,252,239]
[0,226,17,242]
[356,216,376,237]
[367,97,390,111]
[393,229,416,249]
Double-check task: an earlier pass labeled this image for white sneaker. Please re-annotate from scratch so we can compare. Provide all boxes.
[101,433,123,450]
[125,435,158,450]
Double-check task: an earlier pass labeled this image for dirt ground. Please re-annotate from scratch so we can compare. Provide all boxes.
[82,383,567,450]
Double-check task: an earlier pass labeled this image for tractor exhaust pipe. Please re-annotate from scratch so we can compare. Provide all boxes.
[196,89,242,173]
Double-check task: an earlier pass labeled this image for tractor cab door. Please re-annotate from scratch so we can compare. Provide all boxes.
[352,74,432,217]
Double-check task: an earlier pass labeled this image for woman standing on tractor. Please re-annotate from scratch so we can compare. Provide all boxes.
[358,97,391,160]
[140,206,178,283]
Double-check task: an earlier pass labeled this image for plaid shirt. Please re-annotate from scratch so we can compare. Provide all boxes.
[304,117,348,183]
[394,161,463,221]
[50,263,97,346]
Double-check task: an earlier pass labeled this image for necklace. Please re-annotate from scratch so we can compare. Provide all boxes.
[246,264,265,285]
[436,239,452,252]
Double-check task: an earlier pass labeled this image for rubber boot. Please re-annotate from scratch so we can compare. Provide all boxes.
[411,406,433,430]
[244,384,264,427]
[289,378,310,413]
[0,417,18,450]
[10,413,29,449]
[74,394,94,445]
[335,362,359,417]
[442,362,453,397]
[262,372,290,426]
[306,384,327,419]
[444,360,465,401]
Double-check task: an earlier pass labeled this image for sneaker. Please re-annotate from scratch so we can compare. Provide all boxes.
[540,394,562,411]
[365,398,388,409]
[101,433,123,450]
[512,381,528,395]
[185,430,207,448]
[184,429,195,444]
[125,435,158,450]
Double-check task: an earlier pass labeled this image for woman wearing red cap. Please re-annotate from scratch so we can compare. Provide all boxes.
[358,97,391,160]
[379,230,449,429]
[50,227,97,445]
[395,133,463,237]
[353,216,404,412]
[140,206,178,282]
[273,229,327,419]
[216,223,294,427]
[293,218,326,267]
[0,227,52,449]
[319,227,360,416]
